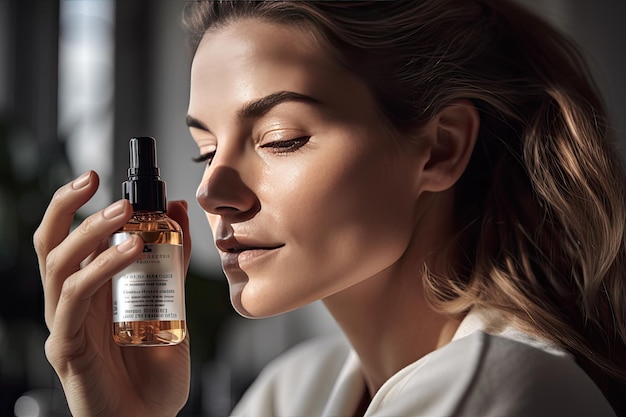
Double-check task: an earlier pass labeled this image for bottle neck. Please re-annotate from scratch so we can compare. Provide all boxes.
[132,211,167,222]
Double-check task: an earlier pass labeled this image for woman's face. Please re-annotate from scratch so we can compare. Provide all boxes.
[188,19,429,317]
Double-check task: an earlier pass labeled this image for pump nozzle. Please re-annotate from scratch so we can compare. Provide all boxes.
[128,136,160,178]
[122,137,167,212]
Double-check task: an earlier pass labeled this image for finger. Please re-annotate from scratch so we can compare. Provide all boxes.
[34,171,100,278]
[168,200,192,271]
[48,234,144,336]
[80,238,109,270]
[43,199,134,328]
[45,199,133,284]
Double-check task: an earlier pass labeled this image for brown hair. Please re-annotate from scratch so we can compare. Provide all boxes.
[184,1,626,413]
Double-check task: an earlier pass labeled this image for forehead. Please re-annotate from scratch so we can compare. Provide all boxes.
[193,20,324,89]
[188,18,373,118]
[197,18,326,67]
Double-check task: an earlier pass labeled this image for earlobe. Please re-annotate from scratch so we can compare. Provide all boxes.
[420,99,479,192]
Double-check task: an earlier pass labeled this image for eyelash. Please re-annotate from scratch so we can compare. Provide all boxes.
[192,152,215,165]
[260,136,310,152]
[192,136,310,165]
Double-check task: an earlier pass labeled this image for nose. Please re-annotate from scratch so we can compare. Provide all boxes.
[196,165,260,221]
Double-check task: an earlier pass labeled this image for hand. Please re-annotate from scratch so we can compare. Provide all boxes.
[34,171,192,417]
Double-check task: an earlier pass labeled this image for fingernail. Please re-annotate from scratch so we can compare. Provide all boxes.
[103,200,127,219]
[72,171,91,190]
[117,235,138,252]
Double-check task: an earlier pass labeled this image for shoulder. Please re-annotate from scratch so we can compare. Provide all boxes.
[230,335,350,416]
[460,332,614,416]
[370,331,616,417]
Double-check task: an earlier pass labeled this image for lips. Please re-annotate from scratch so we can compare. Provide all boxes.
[215,235,284,254]
[214,235,284,273]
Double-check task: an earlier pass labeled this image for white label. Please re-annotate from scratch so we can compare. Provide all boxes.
[111,235,185,323]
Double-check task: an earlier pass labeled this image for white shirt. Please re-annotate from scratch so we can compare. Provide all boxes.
[231,309,616,416]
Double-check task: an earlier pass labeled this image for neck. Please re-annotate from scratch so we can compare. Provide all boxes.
[323,191,463,397]
[323,264,462,396]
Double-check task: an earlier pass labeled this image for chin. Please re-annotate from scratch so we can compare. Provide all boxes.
[229,287,273,319]
[229,283,306,319]
[228,283,256,318]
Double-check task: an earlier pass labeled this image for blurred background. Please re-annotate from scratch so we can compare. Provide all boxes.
[0,0,624,416]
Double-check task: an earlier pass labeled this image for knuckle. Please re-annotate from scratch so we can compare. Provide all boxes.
[89,249,118,274]
[93,252,110,269]
[44,335,60,364]
[60,275,76,299]
[76,215,96,238]
[33,227,47,254]
[45,248,59,278]
[49,186,68,209]
[44,335,67,372]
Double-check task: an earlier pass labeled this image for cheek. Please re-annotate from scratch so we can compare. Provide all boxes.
[277,150,417,281]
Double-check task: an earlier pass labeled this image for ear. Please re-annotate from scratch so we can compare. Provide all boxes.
[419,99,479,192]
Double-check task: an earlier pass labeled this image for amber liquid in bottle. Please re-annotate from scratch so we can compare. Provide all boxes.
[111,213,186,346]
[111,136,186,347]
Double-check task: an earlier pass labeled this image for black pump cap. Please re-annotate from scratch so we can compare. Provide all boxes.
[122,137,167,212]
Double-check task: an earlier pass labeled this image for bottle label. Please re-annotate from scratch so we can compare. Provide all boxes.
[111,233,185,323]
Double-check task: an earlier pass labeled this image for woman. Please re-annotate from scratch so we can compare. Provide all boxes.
[35,0,626,416]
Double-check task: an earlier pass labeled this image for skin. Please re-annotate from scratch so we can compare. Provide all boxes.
[36,17,478,417]
[189,21,428,318]
[189,20,479,399]
[35,171,192,417]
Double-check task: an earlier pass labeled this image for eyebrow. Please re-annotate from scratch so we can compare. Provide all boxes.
[238,91,320,119]
[185,90,321,131]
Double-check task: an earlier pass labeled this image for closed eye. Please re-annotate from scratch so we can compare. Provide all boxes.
[260,136,310,153]
[192,136,309,165]
[192,151,216,165]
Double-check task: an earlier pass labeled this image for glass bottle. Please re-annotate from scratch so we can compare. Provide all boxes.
[110,136,186,346]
